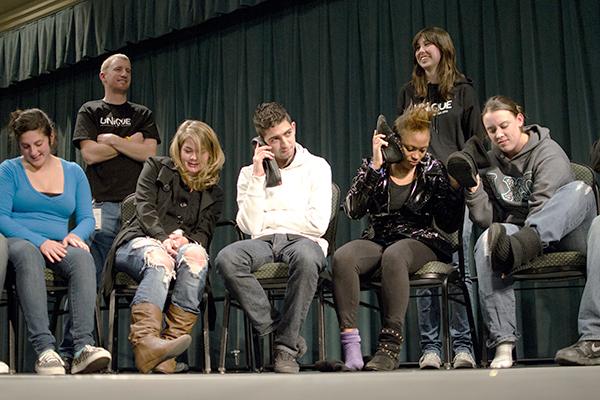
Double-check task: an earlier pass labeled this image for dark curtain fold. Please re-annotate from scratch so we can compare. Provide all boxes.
[0,0,269,88]
[1,0,599,369]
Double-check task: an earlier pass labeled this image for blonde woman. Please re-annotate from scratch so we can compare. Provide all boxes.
[104,120,225,373]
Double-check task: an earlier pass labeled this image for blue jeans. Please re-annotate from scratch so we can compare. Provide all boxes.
[578,215,600,341]
[60,201,121,358]
[7,238,97,355]
[475,181,596,348]
[216,234,325,355]
[417,208,474,357]
[115,238,209,313]
[90,201,122,282]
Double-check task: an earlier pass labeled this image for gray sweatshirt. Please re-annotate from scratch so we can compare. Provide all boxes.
[466,124,573,228]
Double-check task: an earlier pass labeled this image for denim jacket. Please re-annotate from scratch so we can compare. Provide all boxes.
[344,155,463,261]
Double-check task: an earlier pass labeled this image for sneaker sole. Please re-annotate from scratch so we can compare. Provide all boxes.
[555,355,600,366]
[453,361,476,369]
[447,155,477,188]
[35,367,66,375]
[274,364,299,373]
[71,354,111,374]
[487,223,506,273]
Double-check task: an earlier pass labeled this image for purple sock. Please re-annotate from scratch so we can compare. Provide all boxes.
[341,330,364,371]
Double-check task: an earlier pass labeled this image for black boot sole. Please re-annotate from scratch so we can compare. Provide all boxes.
[488,224,513,274]
[447,152,477,188]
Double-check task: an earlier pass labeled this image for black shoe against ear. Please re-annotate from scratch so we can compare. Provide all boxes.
[376,114,404,164]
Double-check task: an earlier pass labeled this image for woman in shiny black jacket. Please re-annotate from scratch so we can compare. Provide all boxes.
[332,105,463,371]
[103,120,224,374]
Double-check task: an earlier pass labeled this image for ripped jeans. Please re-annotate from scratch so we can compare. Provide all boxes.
[115,237,209,314]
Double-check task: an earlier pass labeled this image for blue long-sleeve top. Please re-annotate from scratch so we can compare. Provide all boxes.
[0,157,95,247]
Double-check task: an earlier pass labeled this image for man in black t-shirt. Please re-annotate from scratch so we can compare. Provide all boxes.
[65,53,160,367]
[73,53,160,278]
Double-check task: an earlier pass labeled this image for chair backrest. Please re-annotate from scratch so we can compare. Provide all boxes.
[571,162,600,214]
[323,183,341,257]
[120,193,137,224]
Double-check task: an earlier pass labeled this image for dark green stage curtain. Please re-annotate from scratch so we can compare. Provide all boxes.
[1,0,599,370]
[0,0,269,88]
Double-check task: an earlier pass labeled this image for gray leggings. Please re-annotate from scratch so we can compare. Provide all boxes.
[332,238,438,332]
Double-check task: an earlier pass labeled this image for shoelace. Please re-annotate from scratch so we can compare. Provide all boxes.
[39,351,64,366]
[74,346,97,363]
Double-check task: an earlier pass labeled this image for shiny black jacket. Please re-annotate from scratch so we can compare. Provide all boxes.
[344,155,463,261]
[102,156,224,296]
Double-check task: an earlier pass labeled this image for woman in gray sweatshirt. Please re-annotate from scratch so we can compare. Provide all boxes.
[450,95,596,368]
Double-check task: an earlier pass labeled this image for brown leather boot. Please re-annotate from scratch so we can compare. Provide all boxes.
[153,304,198,374]
[128,303,192,373]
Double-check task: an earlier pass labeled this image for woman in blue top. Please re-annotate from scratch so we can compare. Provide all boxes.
[0,108,111,375]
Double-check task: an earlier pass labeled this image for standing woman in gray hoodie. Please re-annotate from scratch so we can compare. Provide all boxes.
[449,95,597,368]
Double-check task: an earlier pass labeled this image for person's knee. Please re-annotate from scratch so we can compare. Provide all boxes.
[180,244,208,277]
[302,246,326,271]
[8,239,44,268]
[66,247,96,275]
[145,247,175,274]
[215,246,238,278]
[588,216,600,242]
[331,251,347,277]
[289,246,323,279]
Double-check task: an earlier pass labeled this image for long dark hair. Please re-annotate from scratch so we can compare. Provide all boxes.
[411,27,464,100]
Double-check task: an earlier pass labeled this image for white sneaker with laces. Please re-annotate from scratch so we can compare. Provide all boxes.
[453,351,476,369]
[35,349,66,375]
[71,345,111,374]
[490,342,514,369]
[419,351,442,369]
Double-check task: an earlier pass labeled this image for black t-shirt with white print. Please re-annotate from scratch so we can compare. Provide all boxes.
[73,100,161,202]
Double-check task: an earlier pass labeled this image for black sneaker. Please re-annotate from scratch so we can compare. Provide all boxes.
[273,349,299,373]
[71,345,111,374]
[555,341,600,366]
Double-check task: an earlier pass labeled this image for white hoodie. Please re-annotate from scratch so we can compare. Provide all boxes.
[236,143,332,255]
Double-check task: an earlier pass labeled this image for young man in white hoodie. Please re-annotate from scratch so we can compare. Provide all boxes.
[216,102,332,373]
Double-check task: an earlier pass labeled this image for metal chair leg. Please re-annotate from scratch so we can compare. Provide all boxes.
[202,293,211,373]
[317,288,326,361]
[107,291,117,372]
[218,293,231,373]
[441,278,452,369]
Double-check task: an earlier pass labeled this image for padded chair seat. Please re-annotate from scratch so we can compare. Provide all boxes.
[44,268,66,286]
[253,262,289,280]
[114,271,139,287]
[367,260,456,284]
[413,261,456,277]
[512,251,586,277]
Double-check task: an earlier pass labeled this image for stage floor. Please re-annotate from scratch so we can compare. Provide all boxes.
[1,365,599,400]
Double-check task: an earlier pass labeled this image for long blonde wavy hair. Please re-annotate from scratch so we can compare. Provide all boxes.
[169,120,225,191]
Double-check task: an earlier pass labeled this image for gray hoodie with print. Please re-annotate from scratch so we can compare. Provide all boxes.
[465,124,573,229]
